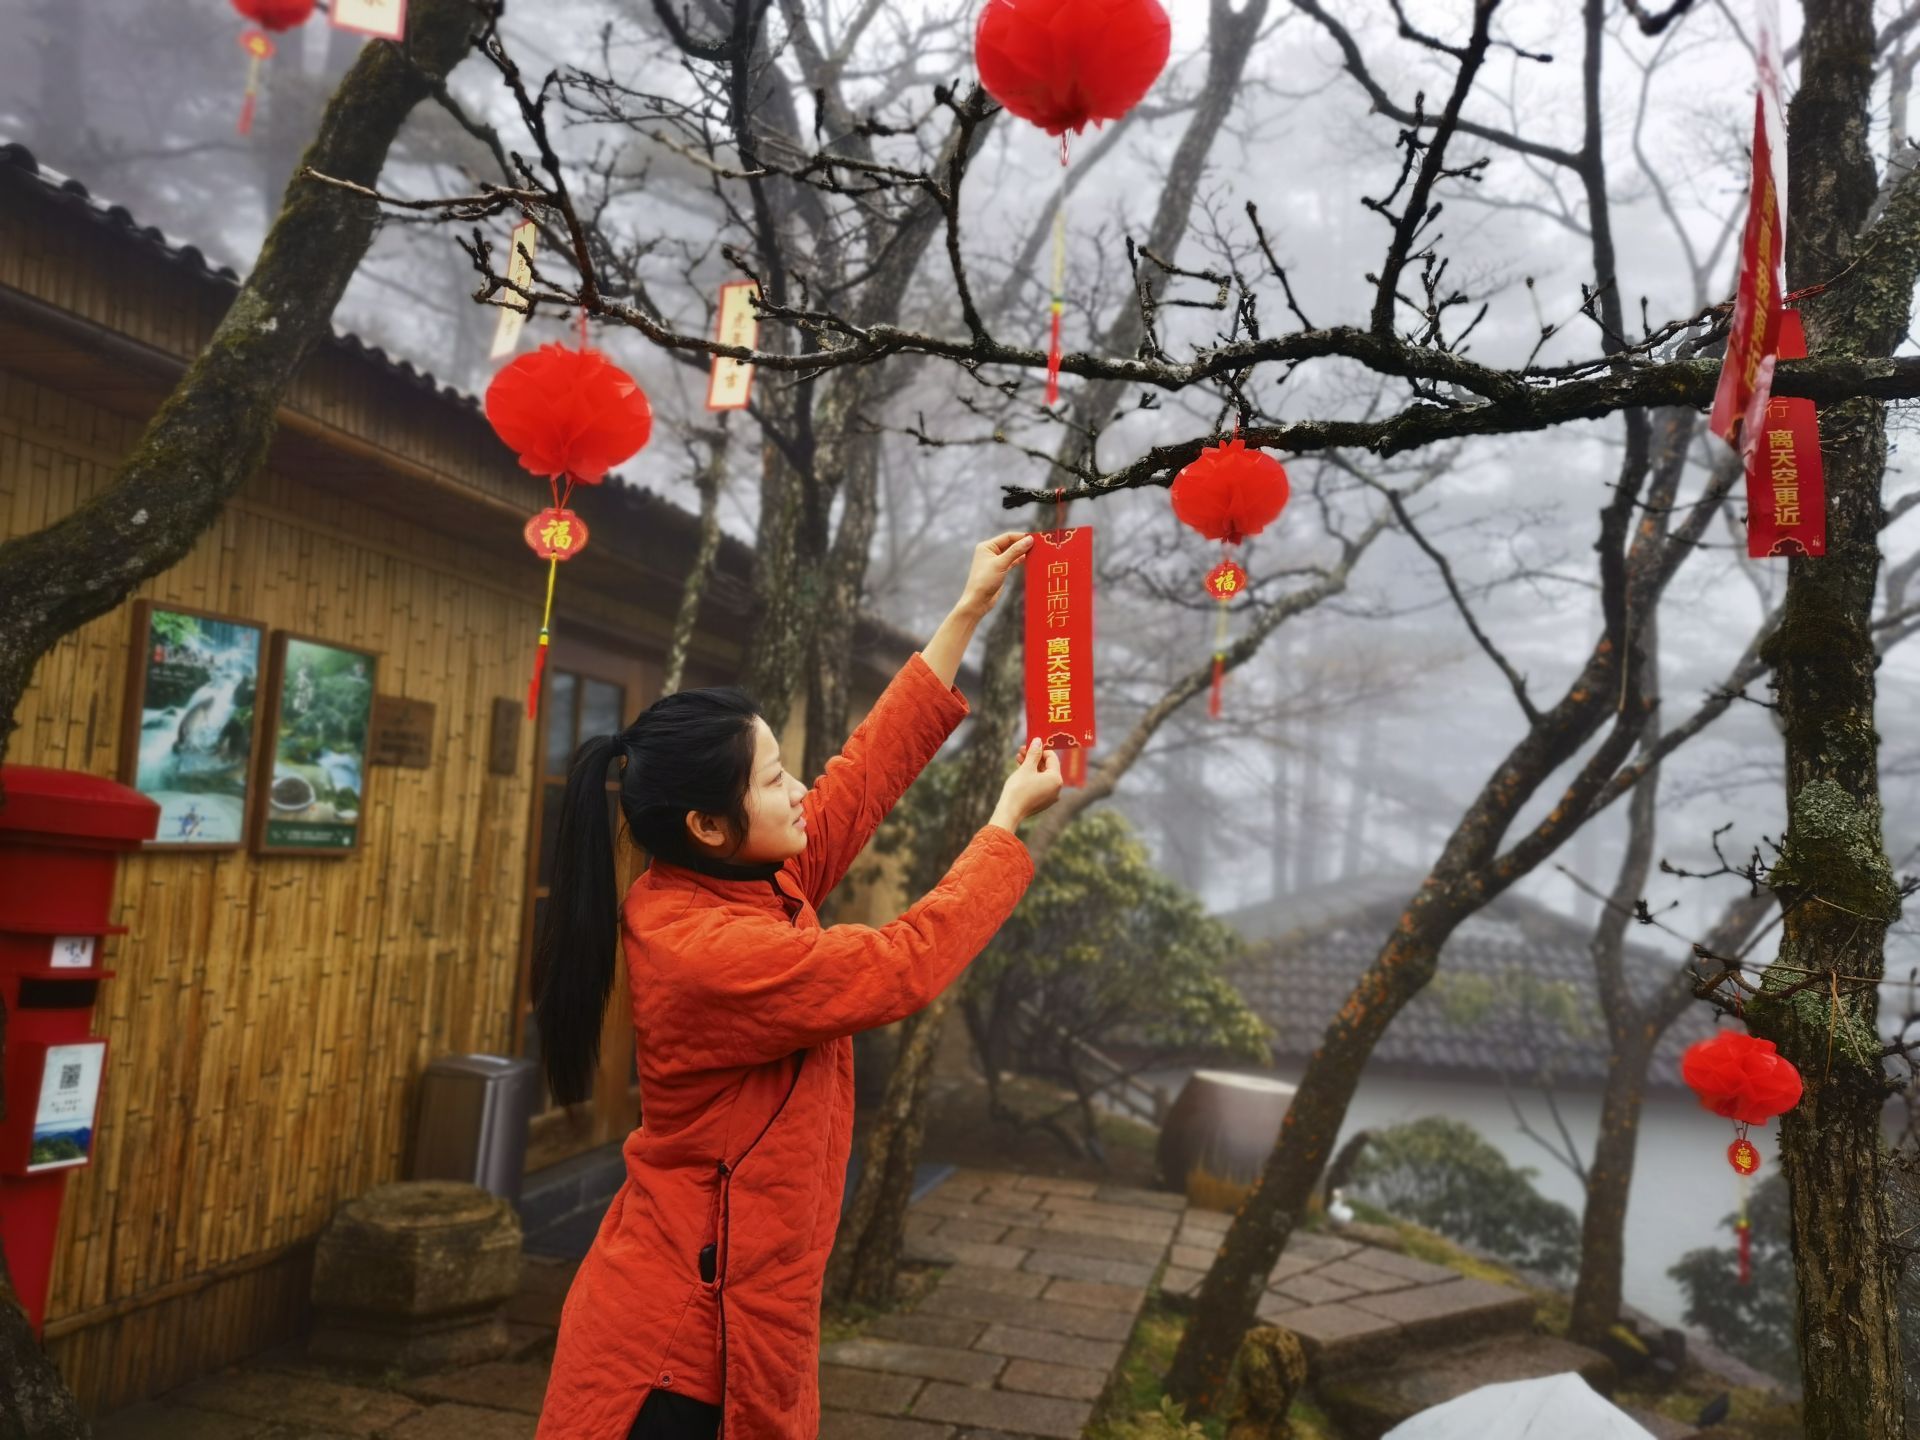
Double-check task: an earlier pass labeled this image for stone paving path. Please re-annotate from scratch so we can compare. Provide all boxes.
[818,1167,1184,1439]
[92,1169,1543,1440]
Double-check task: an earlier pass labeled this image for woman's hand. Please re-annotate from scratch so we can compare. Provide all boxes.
[958,532,1036,618]
[989,739,1064,833]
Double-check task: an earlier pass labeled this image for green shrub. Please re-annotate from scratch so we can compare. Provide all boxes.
[1349,1117,1580,1281]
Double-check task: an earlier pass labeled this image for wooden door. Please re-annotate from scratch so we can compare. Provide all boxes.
[518,634,660,1172]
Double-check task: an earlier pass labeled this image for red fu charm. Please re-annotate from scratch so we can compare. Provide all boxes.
[487,343,652,718]
[975,0,1170,406]
[1172,438,1290,718]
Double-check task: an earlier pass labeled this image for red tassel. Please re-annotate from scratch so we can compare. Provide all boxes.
[1736,1216,1752,1286]
[1045,307,1063,406]
[527,635,548,720]
[1208,653,1225,718]
[237,90,257,136]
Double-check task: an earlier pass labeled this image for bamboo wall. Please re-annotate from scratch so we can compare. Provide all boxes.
[1,364,538,1412]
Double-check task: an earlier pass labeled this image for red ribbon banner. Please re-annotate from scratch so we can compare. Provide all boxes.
[1025,526,1096,788]
[1746,310,1826,557]
[1709,3,1788,452]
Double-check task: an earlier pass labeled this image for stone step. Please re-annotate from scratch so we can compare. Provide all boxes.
[1314,1332,1617,1440]
[1281,1276,1538,1376]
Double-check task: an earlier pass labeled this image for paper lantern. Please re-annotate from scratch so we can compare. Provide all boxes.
[976,0,1170,405]
[232,0,316,31]
[485,343,653,485]
[1682,1030,1804,1127]
[976,0,1172,137]
[1170,438,1291,718]
[1171,436,1291,545]
[486,344,652,717]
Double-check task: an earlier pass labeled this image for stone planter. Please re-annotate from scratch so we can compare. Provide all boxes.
[308,1180,522,1374]
[1155,1070,1297,1198]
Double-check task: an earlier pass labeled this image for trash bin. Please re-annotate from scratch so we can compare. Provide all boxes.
[410,1055,541,1204]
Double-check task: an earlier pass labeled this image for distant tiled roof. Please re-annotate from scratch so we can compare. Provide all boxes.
[1220,873,1720,1089]
[0,139,937,674]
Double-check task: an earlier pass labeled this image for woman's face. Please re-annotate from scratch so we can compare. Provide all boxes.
[710,717,809,864]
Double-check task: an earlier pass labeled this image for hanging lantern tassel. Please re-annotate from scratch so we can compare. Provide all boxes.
[523,497,588,719]
[1046,143,1070,406]
[1736,1189,1753,1286]
[1205,558,1246,719]
[236,29,275,136]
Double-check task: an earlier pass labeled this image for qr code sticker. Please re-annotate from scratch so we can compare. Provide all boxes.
[59,1064,81,1090]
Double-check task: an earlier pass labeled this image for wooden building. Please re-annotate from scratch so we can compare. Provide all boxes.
[0,142,920,1414]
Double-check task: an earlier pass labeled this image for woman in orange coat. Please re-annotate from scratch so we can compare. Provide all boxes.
[531,533,1061,1440]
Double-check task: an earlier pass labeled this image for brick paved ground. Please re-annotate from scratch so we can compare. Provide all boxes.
[95,1169,1538,1438]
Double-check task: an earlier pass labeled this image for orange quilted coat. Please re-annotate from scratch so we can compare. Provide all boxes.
[535,654,1034,1439]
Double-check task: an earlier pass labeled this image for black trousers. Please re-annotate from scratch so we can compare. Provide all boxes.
[627,1388,721,1440]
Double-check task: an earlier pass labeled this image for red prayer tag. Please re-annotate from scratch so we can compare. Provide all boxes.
[1205,560,1247,602]
[1025,526,1095,787]
[524,508,589,561]
[1728,1137,1761,1175]
[1746,310,1826,557]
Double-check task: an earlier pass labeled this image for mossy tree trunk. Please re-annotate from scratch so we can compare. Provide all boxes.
[0,6,482,1428]
[1742,3,1920,1431]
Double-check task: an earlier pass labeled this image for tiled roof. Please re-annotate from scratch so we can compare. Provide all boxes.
[1220,873,1720,1089]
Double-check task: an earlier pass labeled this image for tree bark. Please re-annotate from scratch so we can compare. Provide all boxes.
[0,0,483,769]
[1742,6,1917,1432]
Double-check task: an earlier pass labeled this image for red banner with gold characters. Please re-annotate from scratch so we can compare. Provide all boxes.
[1025,526,1095,787]
[1747,310,1825,556]
[1709,0,1788,451]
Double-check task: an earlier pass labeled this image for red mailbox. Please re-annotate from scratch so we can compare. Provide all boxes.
[0,766,156,1332]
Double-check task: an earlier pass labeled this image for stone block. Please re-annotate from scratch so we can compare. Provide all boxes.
[1000,1226,1165,1266]
[915,1198,1049,1228]
[1339,1247,1458,1286]
[921,1286,1134,1340]
[942,1265,1050,1298]
[821,1410,955,1440]
[974,1187,1044,1211]
[1169,1243,1217,1271]
[1159,1265,1205,1300]
[399,1361,549,1415]
[973,1323,1125,1373]
[309,1182,522,1375]
[1319,1258,1416,1296]
[911,1382,1093,1439]
[386,1402,540,1440]
[1347,1277,1534,1347]
[1020,1250,1157,1288]
[936,1217,1017,1245]
[820,1339,1007,1386]
[1287,1232,1361,1264]
[1039,1277,1144,1312]
[1274,1270,1362,1307]
[868,1314,987,1349]
[904,1234,1032,1271]
[1010,1176,1100,1198]
[1281,1302,1403,1375]
[166,1371,423,1436]
[1316,1333,1616,1440]
[1256,1290,1302,1324]
[999,1359,1108,1402]
[1041,1197,1178,1235]
[1092,1184,1187,1212]
[820,1364,925,1415]
[1037,1212,1173,1247]
[93,1404,273,1440]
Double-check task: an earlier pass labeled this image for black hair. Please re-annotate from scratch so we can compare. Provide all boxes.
[531,686,763,1104]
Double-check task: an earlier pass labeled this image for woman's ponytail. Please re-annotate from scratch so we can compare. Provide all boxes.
[532,733,622,1105]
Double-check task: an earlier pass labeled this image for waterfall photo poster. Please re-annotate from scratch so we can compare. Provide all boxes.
[119,602,266,850]
[252,633,378,856]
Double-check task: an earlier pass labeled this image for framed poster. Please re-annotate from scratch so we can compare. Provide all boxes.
[252,633,379,856]
[27,1041,106,1172]
[119,601,266,850]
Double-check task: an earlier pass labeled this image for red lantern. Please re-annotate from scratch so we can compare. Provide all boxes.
[975,0,1172,137]
[1171,438,1290,720]
[1172,436,1291,545]
[1681,1030,1804,1127]
[487,344,652,717]
[485,343,653,486]
[232,0,316,31]
[975,0,1171,406]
